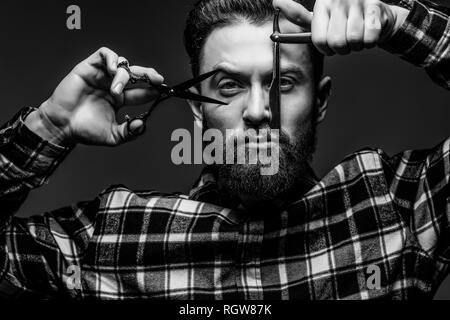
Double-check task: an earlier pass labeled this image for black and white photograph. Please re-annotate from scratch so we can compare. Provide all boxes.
[0,0,449,304]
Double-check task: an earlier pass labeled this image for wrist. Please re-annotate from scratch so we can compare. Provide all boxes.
[382,4,410,43]
[24,102,75,147]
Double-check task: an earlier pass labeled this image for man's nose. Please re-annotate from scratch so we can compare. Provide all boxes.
[242,85,271,128]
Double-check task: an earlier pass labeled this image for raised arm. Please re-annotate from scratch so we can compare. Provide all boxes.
[381,0,450,90]
[274,0,450,90]
[0,47,165,297]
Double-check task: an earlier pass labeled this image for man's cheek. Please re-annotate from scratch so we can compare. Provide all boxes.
[280,95,314,130]
[204,106,242,131]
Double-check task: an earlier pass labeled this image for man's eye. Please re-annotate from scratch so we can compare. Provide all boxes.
[280,77,295,92]
[217,80,242,97]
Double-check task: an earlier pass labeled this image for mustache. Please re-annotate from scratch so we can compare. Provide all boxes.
[225,126,292,146]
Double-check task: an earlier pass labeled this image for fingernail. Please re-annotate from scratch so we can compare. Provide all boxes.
[156,74,164,83]
[130,120,145,135]
[114,82,124,94]
[132,125,144,135]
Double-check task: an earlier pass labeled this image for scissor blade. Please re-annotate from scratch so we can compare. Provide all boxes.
[172,69,220,91]
[176,91,228,105]
[269,10,281,129]
[269,43,281,129]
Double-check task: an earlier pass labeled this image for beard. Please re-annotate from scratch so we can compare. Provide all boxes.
[208,119,317,204]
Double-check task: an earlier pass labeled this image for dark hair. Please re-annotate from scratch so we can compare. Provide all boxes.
[183,0,323,82]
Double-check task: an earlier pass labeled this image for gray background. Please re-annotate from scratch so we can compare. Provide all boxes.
[0,0,449,299]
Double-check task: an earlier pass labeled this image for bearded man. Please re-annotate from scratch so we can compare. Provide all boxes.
[0,0,449,299]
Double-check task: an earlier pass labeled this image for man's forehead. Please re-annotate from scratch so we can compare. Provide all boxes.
[200,20,312,75]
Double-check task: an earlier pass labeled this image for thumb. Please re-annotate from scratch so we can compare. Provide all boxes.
[273,0,313,29]
[115,117,146,144]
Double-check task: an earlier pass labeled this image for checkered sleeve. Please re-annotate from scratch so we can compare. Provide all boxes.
[381,0,450,89]
[0,107,73,220]
[0,107,81,297]
[381,137,450,280]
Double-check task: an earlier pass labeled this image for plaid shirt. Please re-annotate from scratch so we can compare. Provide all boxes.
[0,0,449,300]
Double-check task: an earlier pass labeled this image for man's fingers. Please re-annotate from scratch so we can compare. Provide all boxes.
[129,65,165,86]
[346,4,364,51]
[308,0,391,55]
[97,47,119,76]
[273,0,313,28]
[74,47,119,86]
[363,3,382,48]
[111,56,131,97]
[83,47,119,75]
[122,66,165,106]
[327,4,350,55]
[114,118,145,144]
[311,2,333,55]
[123,88,160,106]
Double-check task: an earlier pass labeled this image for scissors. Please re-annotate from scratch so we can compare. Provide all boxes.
[269,8,312,129]
[117,61,227,136]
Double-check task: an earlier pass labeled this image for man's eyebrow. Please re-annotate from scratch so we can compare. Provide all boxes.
[211,64,243,77]
[280,64,306,76]
[210,63,306,78]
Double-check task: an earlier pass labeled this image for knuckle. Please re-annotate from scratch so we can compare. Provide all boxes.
[272,0,282,7]
[347,32,362,43]
[312,33,327,46]
[364,37,376,44]
[98,46,110,54]
[364,32,380,44]
[328,35,347,48]
[363,37,378,47]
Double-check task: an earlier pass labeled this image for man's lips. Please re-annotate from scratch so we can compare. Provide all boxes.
[246,140,278,149]
[231,129,281,149]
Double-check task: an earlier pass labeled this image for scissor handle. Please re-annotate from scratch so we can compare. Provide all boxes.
[271,32,312,43]
[124,95,166,137]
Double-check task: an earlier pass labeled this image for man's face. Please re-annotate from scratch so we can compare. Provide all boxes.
[191,19,330,204]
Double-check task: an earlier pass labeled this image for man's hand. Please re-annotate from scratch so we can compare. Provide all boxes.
[25,47,164,146]
[273,0,410,55]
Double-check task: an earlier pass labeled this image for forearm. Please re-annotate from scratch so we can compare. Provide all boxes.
[0,107,73,218]
[381,0,450,89]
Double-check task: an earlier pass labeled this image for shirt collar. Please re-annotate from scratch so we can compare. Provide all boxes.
[188,165,319,210]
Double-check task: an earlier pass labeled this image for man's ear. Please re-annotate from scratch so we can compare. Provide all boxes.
[187,87,204,129]
[315,76,332,124]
